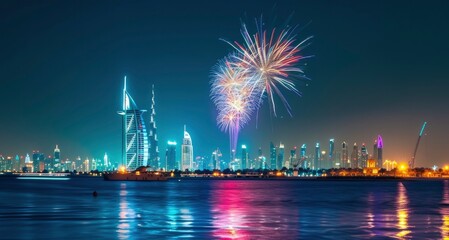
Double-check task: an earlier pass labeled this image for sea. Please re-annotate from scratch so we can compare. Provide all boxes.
[0,177,448,239]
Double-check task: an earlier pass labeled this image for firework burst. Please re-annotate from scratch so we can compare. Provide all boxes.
[211,19,311,153]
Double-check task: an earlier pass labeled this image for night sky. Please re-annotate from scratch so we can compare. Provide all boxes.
[1,1,448,167]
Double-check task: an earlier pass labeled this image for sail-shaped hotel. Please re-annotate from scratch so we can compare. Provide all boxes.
[118,76,149,170]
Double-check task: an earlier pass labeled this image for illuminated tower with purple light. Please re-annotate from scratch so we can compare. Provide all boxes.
[377,135,383,168]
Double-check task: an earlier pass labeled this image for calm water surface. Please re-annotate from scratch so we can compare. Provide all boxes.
[0,177,448,239]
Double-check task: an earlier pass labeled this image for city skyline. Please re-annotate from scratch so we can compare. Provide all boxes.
[1,1,449,167]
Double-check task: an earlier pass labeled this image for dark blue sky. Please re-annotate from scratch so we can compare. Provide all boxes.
[1,0,448,167]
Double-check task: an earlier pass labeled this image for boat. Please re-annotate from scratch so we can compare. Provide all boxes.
[5,172,72,180]
[103,166,167,181]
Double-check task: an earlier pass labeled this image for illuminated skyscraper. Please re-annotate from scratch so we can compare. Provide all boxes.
[377,135,383,168]
[166,141,177,171]
[148,84,160,169]
[241,145,248,170]
[32,151,44,172]
[212,148,223,170]
[270,142,277,170]
[277,143,285,170]
[300,144,307,168]
[351,143,359,169]
[314,143,320,170]
[288,147,297,169]
[103,153,109,170]
[361,143,368,168]
[341,141,349,168]
[54,145,60,171]
[329,139,335,169]
[181,125,193,171]
[373,140,378,163]
[118,76,149,171]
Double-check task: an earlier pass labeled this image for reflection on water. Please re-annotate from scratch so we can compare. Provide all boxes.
[441,180,449,239]
[396,182,411,238]
[211,181,300,239]
[0,178,449,239]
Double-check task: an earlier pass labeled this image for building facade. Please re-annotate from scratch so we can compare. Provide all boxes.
[118,76,149,171]
[181,125,193,171]
[148,84,160,169]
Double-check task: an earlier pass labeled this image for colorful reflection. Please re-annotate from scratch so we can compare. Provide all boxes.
[117,183,136,240]
[396,182,411,238]
[441,180,449,239]
[211,181,298,239]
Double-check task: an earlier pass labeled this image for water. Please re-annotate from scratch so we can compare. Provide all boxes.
[0,177,448,239]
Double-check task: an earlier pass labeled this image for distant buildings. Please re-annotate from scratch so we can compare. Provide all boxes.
[342,141,349,168]
[181,125,193,171]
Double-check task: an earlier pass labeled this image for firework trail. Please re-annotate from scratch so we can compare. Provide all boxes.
[211,19,311,154]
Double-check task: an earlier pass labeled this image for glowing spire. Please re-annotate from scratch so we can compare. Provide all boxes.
[377,135,383,149]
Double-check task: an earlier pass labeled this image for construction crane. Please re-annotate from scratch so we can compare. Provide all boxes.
[409,122,427,169]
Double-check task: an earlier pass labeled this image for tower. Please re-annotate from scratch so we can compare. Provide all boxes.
[329,139,335,169]
[54,145,60,172]
[342,141,348,168]
[300,144,307,168]
[289,147,297,169]
[241,145,248,170]
[361,143,368,168]
[373,140,378,163]
[351,143,359,169]
[103,153,109,170]
[377,135,383,168]
[148,84,160,169]
[314,143,320,170]
[270,142,277,170]
[166,141,177,171]
[277,143,284,170]
[118,76,149,171]
[181,125,193,171]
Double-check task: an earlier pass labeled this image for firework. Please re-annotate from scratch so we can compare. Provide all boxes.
[211,19,311,153]
[226,23,312,117]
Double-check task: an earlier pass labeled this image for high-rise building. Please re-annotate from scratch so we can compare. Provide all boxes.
[300,144,307,168]
[103,153,109,170]
[24,153,32,172]
[373,140,378,163]
[270,142,277,170]
[314,143,320,170]
[342,141,349,168]
[32,151,45,172]
[288,147,297,169]
[241,145,248,170]
[54,145,60,172]
[377,135,383,168]
[181,125,193,171]
[277,143,285,170]
[118,76,149,171]
[351,143,359,169]
[361,143,368,168]
[329,139,335,169]
[166,141,177,171]
[148,84,160,169]
[212,148,223,170]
